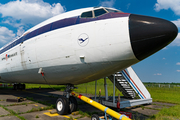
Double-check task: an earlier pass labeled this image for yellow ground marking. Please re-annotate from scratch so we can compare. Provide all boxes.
[44,112,59,117]
[24,90,77,120]
[44,112,77,120]
[62,115,77,120]
[24,90,77,119]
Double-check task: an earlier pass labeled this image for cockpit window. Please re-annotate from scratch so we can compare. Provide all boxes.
[80,8,122,18]
[81,11,93,18]
[94,8,107,17]
[105,8,122,13]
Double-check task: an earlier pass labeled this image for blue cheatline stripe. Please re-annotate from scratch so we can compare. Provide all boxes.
[121,71,144,99]
[0,12,130,55]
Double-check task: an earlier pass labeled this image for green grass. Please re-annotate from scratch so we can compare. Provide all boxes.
[76,82,180,119]
[148,105,180,120]
[2,81,180,119]
[1,78,122,96]
[25,84,65,90]
[0,83,65,90]
[143,87,180,120]
[2,80,180,104]
[1,81,180,105]
[147,87,180,104]
[0,104,26,120]
[74,78,123,96]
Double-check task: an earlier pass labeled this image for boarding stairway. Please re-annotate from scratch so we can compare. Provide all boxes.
[108,66,151,99]
[108,73,136,99]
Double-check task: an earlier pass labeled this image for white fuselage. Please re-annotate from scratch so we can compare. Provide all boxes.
[0,7,139,85]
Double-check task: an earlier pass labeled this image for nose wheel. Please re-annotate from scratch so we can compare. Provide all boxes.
[56,85,78,115]
[56,96,69,115]
[69,96,78,113]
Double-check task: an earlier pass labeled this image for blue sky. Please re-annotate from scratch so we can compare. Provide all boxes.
[0,0,180,83]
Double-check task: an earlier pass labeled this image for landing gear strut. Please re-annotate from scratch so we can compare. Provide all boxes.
[56,85,78,115]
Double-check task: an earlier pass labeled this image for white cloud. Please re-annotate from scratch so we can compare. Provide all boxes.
[170,33,180,46]
[162,47,168,50]
[176,62,180,65]
[172,19,180,28]
[177,70,180,72]
[127,3,131,10]
[0,0,65,25]
[0,0,65,45]
[2,18,23,28]
[17,27,25,37]
[0,27,15,43]
[154,0,180,15]
[154,73,162,75]
[171,19,180,46]
[100,0,115,8]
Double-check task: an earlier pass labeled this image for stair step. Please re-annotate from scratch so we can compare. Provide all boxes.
[121,84,129,86]
[114,74,122,77]
[122,88,131,90]
[119,81,128,83]
[122,86,131,88]
[108,74,136,99]
[125,91,134,93]
[117,79,126,81]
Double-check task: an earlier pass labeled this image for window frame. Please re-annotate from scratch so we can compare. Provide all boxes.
[94,8,108,17]
[80,10,94,18]
[80,8,108,18]
[105,8,122,13]
[80,7,122,19]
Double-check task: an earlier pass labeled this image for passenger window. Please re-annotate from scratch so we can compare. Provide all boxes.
[81,11,93,18]
[94,9,107,17]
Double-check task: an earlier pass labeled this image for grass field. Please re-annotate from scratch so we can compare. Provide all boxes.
[146,87,180,120]
[1,79,180,119]
[147,87,180,104]
[75,78,123,96]
[76,79,180,119]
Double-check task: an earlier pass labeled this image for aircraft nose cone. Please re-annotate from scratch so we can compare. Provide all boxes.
[129,14,178,61]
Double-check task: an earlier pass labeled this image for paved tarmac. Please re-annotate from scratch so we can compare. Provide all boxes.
[0,88,176,120]
[0,88,100,120]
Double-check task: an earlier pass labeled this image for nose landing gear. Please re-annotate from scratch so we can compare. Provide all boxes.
[56,96,69,115]
[56,85,78,115]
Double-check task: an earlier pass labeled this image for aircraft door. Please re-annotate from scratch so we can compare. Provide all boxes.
[19,42,27,70]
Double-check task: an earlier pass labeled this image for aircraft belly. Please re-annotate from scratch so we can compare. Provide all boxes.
[0,57,137,85]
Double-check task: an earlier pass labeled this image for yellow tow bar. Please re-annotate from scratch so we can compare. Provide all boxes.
[71,91,131,120]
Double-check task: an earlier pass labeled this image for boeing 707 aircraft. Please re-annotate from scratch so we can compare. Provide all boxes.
[0,7,178,115]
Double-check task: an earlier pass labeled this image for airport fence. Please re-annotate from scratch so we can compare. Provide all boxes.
[144,83,180,89]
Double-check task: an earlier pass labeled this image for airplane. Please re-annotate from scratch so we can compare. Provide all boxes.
[0,6,178,115]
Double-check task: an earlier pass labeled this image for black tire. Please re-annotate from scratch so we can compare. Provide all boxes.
[13,84,17,90]
[91,114,99,120]
[17,83,21,90]
[69,96,78,113]
[22,84,25,90]
[56,96,69,115]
